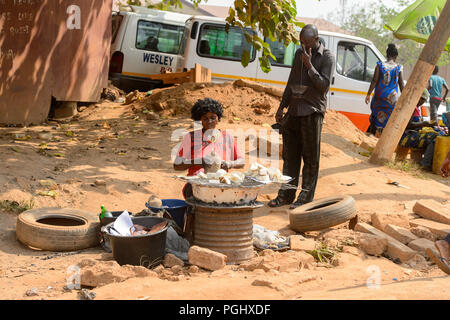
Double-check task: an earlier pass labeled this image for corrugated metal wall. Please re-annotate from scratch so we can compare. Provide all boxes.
[0,0,112,125]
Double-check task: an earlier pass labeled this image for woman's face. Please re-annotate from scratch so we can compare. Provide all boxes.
[201,112,219,130]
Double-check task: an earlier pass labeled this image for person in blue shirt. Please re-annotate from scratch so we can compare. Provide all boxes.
[428,66,449,123]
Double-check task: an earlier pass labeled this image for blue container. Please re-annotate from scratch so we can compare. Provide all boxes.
[146,199,188,230]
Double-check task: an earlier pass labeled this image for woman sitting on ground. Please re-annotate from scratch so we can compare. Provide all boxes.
[174,98,244,199]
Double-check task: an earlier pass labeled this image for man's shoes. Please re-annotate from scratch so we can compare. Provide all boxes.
[267,197,291,208]
[289,199,310,210]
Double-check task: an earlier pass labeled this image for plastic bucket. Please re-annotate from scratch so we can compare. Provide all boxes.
[99,210,133,227]
[146,199,188,231]
[106,216,168,266]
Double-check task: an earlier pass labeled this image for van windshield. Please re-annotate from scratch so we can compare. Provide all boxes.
[136,20,185,54]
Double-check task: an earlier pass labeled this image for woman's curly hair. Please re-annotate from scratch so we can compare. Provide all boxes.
[191,98,224,121]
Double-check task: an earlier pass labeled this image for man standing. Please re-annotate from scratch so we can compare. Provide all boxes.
[428,66,448,123]
[268,24,335,210]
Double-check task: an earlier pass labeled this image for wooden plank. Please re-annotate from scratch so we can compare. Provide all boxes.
[413,200,450,224]
[369,0,450,164]
[409,219,450,239]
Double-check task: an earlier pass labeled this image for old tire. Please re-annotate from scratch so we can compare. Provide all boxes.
[16,207,100,251]
[289,196,356,232]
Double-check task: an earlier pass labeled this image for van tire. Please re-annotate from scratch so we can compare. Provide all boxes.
[16,207,100,252]
[289,196,356,232]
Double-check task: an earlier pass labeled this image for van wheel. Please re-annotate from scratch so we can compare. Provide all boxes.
[16,207,100,251]
[289,196,356,232]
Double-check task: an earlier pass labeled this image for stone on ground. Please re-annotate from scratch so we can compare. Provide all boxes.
[359,234,388,256]
[407,238,439,257]
[410,226,438,242]
[78,259,156,287]
[355,223,416,262]
[384,224,419,245]
[413,200,450,224]
[163,253,184,268]
[409,219,450,239]
[188,246,227,271]
[371,212,410,232]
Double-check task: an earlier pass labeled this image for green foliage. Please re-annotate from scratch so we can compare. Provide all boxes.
[331,0,450,68]
[116,0,306,73]
[0,199,35,214]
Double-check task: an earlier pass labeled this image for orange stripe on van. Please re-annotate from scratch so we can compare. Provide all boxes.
[330,87,369,96]
[212,73,287,86]
[337,111,370,132]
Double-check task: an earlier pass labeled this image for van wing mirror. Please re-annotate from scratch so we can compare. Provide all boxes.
[190,22,199,39]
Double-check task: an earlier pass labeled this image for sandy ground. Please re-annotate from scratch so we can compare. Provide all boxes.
[0,82,449,300]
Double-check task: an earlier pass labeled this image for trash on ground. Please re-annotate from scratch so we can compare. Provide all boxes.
[252,224,289,250]
[166,226,190,262]
[387,179,410,189]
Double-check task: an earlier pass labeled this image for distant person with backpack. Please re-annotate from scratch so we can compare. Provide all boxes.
[428,66,449,123]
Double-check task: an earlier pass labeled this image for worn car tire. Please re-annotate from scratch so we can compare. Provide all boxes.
[289,196,356,232]
[16,207,100,251]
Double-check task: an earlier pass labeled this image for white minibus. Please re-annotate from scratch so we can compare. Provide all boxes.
[109,6,192,92]
[182,16,388,132]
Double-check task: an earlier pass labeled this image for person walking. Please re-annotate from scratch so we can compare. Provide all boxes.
[428,66,449,123]
[365,44,404,137]
[268,24,335,210]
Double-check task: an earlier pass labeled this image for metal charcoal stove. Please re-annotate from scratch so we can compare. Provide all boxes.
[183,177,269,264]
[186,197,263,265]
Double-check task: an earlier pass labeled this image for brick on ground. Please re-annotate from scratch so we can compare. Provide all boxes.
[410,226,437,242]
[413,200,450,225]
[409,219,450,239]
[188,246,227,271]
[355,223,416,262]
[384,224,419,245]
[371,212,410,232]
[408,238,439,257]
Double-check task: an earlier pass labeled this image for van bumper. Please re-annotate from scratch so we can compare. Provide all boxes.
[109,73,163,93]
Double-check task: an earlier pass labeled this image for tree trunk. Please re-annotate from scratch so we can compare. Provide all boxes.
[369,0,450,165]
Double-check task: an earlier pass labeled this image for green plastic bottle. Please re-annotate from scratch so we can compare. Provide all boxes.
[100,205,113,219]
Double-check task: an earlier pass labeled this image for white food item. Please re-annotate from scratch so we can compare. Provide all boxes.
[215,169,227,179]
[256,175,271,182]
[229,172,244,184]
[219,176,232,185]
[197,172,208,179]
[208,179,221,184]
[207,172,217,179]
[259,168,268,176]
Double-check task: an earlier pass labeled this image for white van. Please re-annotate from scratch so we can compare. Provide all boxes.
[182,16,387,132]
[109,6,191,92]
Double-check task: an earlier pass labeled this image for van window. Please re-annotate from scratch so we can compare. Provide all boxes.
[265,37,326,67]
[197,24,256,62]
[112,14,123,44]
[337,42,380,82]
[136,20,185,54]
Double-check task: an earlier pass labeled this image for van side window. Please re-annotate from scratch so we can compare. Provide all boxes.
[337,42,380,82]
[136,20,185,54]
[265,37,325,67]
[197,24,256,62]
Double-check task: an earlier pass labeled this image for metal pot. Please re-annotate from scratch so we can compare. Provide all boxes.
[191,183,263,204]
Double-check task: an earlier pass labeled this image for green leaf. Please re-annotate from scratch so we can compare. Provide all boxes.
[241,50,250,67]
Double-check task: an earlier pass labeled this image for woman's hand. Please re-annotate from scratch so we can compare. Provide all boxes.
[275,107,284,123]
[365,95,371,105]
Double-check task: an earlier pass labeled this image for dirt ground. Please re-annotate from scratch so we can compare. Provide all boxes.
[0,81,449,300]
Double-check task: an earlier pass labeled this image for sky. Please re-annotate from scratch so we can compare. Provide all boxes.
[201,0,403,19]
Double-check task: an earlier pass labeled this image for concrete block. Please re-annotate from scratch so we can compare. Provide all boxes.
[188,246,227,271]
[413,200,450,224]
[384,224,419,245]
